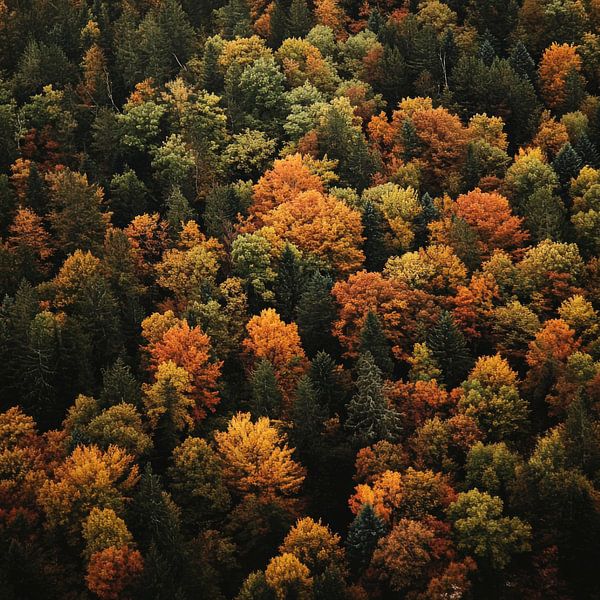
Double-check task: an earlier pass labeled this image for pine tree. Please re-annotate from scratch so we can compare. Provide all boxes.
[100,357,141,408]
[401,118,420,161]
[359,311,394,376]
[165,187,196,235]
[414,192,438,247]
[291,375,326,462]
[296,272,337,356]
[346,505,387,572]
[249,358,282,418]
[575,133,600,169]
[269,0,290,48]
[345,352,401,446]
[215,0,252,40]
[427,311,472,388]
[523,186,566,243]
[367,8,384,33]
[288,0,313,38]
[201,36,224,93]
[309,351,347,416]
[275,244,304,323]
[479,39,497,67]
[552,143,582,189]
[509,41,535,81]
[562,68,586,114]
[362,201,387,271]
[376,45,408,109]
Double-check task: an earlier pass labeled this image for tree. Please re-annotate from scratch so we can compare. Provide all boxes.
[86,545,144,600]
[47,168,109,255]
[82,507,133,560]
[265,553,313,600]
[361,201,388,271]
[447,489,531,571]
[509,41,535,81]
[359,311,394,376]
[261,190,365,276]
[290,375,326,463]
[275,244,305,323]
[426,311,472,388]
[243,308,308,405]
[250,358,283,418]
[214,412,306,501]
[465,442,522,499]
[345,352,401,446]
[539,43,583,111]
[552,142,582,188]
[346,505,387,572]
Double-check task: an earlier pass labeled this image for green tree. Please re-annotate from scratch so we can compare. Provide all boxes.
[275,244,305,323]
[290,375,326,462]
[448,489,531,571]
[250,358,283,418]
[359,311,394,376]
[426,311,472,388]
[345,504,387,572]
[361,201,388,271]
[345,352,401,446]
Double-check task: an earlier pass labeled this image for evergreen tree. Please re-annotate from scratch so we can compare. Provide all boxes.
[201,36,225,93]
[249,358,282,418]
[401,118,420,161]
[359,311,394,376]
[552,143,582,192]
[345,352,401,446]
[215,0,252,40]
[275,244,304,323]
[575,133,600,169]
[361,201,387,271]
[165,186,196,235]
[523,186,566,242]
[296,272,337,356]
[346,505,387,572]
[290,375,326,462]
[376,45,408,111]
[561,68,586,114]
[367,8,384,33]
[288,0,313,38]
[269,0,291,48]
[100,357,141,408]
[479,38,497,67]
[309,351,347,417]
[414,192,438,246]
[427,311,472,388]
[509,41,535,81]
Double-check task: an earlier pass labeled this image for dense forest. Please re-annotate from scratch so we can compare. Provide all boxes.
[1,0,600,598]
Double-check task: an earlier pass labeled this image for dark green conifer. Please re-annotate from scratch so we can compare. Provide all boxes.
[346,505,387,571]
[361,201,387,271]
[275,244,304,323]
[249,358,282,418]
[359,311,394,376]
[427,311,472,388]
[509,41,535,81]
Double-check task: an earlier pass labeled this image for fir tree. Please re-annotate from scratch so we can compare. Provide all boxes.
[509,41,535,81]
[201,36,225,93]
[290,375,326,462]
[361,201,387,271]
[288,0,312,38]
[479,38,497,67]
[296,272,337,356]
[427,311,472,388]
[414,192,438,247]
[562,68,586,114]
[359,311,394,376]
[552,143,582,190]
[215,0,252,40]
[401,118,420,161]
[100,357,141,408]
[345,352,401,446]
[269,0,290,48]
[309,351,347,416]
[367,8,384,33]
[166,186,196,235]
[523,186,566,242]
[346,505,387,572]
[249,358,282,418]
[575,133,600,169]
[275,244,304,323]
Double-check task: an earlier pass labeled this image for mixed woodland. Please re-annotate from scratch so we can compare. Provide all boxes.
[2,0,600,598]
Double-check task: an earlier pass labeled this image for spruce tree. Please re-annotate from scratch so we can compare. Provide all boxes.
[427,311,472,388]
[552,143,582,191]
[401,118,420,161]
[367,8,384,33]
[523,186,566,242]
[201,36,225,93]
[269,0,290,48]
[509,41,535,81]
[359,311,394,376]
[291,375,326,462]
[345,352,401,446]
[309,351,347,416]
[275,244,304,323]
[288,0,312,39]
[100,357,141,408]
[361,201,387,271]
[479,38,497,67]
[296,272,337,356]
[346,505,387,572]
[414,192,438,247]
[249,358,282,418]
[166,186,196,235]
[575,133,600,169]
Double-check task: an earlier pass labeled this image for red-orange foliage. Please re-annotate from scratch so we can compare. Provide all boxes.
[7,207,54,273]
[86,546,143,600]
[388,380,451,432]
[250,154,324,226]
[124,213,169,277]
[452,273,499,339]
[243,309,308,405]
[332,270,439,359]
[145,321,222,421]
[453,189,529,259]
[539,43,582,110]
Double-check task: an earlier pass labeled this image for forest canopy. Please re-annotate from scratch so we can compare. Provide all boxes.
[1,1,600,599]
